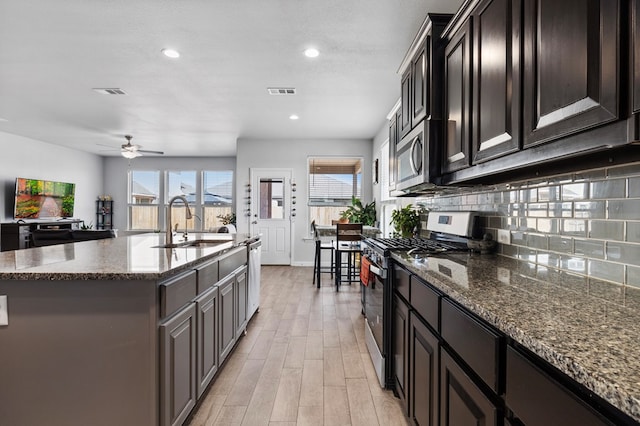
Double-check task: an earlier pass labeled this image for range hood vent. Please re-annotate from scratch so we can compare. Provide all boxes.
[93,88,128,95]
[267,87,296,95]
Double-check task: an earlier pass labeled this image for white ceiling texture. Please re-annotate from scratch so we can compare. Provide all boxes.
[0,0,462,157]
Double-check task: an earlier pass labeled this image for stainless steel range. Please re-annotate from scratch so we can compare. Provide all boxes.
[360,211,482,388]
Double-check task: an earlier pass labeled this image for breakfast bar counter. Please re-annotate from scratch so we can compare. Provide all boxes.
[0,232,258,426]
[0,232,253,280]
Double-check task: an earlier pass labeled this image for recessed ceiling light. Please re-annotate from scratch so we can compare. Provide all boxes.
[289,114,299,120]
[162,48,180,59]
[304,48,319,58]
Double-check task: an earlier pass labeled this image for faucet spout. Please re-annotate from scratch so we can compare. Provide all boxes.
[166,195,193,247]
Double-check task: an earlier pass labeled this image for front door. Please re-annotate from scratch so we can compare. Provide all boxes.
[250,168,292,265]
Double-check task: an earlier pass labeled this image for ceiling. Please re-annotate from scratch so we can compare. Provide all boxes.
[0,0,462,157]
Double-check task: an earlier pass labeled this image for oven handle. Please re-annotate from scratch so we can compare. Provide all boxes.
[369,263,386,279]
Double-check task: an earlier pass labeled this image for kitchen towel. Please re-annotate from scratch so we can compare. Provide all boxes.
[360,256,373,286]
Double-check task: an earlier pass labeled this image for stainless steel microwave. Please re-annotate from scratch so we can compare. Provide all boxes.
[394,119,441,192]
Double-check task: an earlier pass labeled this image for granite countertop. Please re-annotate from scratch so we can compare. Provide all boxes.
[0,233,257,281]
[392,251,640,423]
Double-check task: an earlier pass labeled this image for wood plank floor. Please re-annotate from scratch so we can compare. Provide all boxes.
[186,265,410,426]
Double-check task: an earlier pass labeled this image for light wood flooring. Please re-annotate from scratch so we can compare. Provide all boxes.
[186,265,410,426]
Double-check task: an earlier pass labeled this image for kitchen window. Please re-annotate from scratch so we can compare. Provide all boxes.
[129,170,160,230]
[308,157,362,226]
[202,170,234,231]
[166,170,197,231]
[128,170,234,231]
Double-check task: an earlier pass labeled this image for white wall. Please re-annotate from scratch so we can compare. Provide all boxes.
[103,156,236,231]
[235,138,373,266]
[0,131,103,224]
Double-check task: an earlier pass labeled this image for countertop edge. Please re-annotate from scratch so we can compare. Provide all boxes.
[0,233,258,281]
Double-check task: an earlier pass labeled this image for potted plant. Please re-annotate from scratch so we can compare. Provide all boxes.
[391,204,420,238]
[339,197,376,226]
[216,212,236,226]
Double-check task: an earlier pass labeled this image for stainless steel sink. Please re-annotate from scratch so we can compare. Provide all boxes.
[154,237,234,249]
[181,239,229,248]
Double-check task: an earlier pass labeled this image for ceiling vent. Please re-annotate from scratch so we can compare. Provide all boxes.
[93,88,127,95]
[267,87,296,95]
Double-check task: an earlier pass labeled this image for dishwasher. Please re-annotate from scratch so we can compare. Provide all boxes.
[247,239,262,320]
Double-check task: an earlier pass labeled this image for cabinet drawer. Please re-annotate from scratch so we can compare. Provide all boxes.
[394,265,411,301]
[219,247,248,278]
[506,346,612,426]
[160,270,197,319]
[196,260,219,293]
[441,298,502,393]
[410,276,440,332]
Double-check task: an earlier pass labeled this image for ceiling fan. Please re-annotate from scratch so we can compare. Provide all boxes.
[118,135,164,159]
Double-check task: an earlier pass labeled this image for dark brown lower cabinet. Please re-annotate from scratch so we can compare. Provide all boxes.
[160,303,197,426]
[393,293,410,415]
[409,312,439,426]
[440,348,499,426]
[195,285,219,398]
[218,275,235,365]
[505,346,613,426]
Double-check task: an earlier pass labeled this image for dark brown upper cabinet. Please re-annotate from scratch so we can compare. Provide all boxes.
[399,14,453,140]
[522,0,619,148]
[400,70,413,138]
[443,19,473,173]
[388,114,398,191]
[632,0,640,114]
[471,0,521,163]
[411,44,430,126]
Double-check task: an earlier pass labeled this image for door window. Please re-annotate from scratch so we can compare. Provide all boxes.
[259,178,284,219]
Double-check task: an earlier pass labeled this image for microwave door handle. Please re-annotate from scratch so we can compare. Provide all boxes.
[409,136,420,175]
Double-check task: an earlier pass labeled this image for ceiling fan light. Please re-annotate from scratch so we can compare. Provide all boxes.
[304,48,319,58]
[121,150,141,159]
[162,48,180,59]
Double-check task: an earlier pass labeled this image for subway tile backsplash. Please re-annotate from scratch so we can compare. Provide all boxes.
[417,162,640,289]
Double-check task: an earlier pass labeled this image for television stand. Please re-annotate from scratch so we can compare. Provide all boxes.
[0,220,84,251]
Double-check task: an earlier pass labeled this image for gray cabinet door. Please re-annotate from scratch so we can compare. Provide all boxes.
[160,303,197,426]
[235,267,248,337]
[196,285,218,398]
[218,275,235,364]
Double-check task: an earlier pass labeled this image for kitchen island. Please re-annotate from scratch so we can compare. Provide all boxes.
[392,251,640,425]
[0,232,258,426]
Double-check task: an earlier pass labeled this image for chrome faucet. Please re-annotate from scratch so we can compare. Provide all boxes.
[166,195,193,247]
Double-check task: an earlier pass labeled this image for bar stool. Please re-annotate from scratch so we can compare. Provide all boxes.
[334,223,363,291]
[312,221,334,288]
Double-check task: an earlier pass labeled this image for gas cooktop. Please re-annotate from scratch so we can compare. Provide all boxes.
[364,236,470,253]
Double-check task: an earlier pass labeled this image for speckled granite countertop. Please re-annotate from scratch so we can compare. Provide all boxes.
[392,251,640,423]
[0,233,257,280]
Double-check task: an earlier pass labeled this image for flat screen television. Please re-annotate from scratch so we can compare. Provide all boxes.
[14,177,76,219]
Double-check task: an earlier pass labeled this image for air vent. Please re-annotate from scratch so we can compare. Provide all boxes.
[267,87,296,95]
[93,88,127,95]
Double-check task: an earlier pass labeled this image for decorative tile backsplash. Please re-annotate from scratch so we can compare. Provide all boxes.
[416,162,640,289]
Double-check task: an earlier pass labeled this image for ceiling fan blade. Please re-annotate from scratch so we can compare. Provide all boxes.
[138,149,164,155]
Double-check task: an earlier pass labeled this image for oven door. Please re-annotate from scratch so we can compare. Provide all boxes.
[364,270,385,354]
